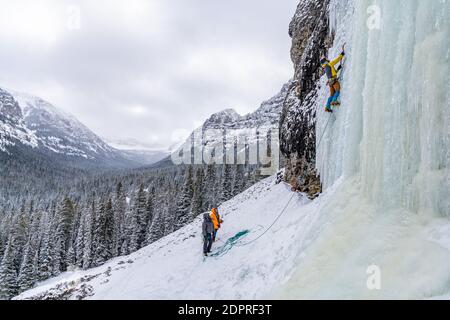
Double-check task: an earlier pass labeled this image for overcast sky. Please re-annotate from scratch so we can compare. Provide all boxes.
[0,0,298,149]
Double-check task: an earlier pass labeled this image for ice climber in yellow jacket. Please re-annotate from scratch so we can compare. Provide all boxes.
[321,44,346,113]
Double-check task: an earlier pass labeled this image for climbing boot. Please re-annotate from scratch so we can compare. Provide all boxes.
[332,101,341,107]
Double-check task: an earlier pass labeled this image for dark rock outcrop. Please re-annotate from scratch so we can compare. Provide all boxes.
[280,0,332,198]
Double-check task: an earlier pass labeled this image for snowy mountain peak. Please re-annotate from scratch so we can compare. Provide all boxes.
[204,108,241,128]
[0,87,147,167]
[0,88,38,152]
[0,88,23,121]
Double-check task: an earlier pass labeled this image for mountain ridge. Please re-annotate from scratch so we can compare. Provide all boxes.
[0,87,158,169]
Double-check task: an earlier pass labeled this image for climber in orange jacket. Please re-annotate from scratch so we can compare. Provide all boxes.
[321,44,346,113]
[210,208,224,242]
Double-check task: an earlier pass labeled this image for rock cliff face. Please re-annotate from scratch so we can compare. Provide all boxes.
[280,0,332,198]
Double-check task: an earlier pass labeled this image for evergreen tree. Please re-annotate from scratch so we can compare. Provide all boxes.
[82,202,94,270]
[38,214,53,281]
[127,198,140,254]
[232,164,246,196]
[12,208,29,270]
[93,198,114,266]
[66,245,76,269]
[175,167,194,230]
[120,208,133,256]
[147,209,165,244]
[17,240,36,292]
[205,164,217,209]
[143,189,155,246]
[135,184,148,248]
[113,182,127,257]
[75,208,86,268]
[52,198,75,273]
[221,164,233,202]
[0,238,18,299]
[192,168,205,216]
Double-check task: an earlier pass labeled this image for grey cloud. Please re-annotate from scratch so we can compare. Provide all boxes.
[0,0,299,148]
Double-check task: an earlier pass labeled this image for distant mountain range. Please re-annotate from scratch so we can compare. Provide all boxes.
[0,81,289,172]
[0,88,165,169]
[172,81,291,165]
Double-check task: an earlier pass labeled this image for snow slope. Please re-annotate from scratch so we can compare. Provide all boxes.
[14,176,324,300]
[15,174,450,300]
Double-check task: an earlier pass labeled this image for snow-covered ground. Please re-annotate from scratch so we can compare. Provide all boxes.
[15,175,450,300]
[14,0,450,300]
[16,176,314,300]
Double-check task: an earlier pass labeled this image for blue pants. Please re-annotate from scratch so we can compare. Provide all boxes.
[326,80,341,109]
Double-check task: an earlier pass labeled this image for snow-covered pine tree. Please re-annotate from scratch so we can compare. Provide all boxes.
[192,168,205,216]
[164,197,177,236]
[66,245,76,269]
[75,207,86,268]
[32,249,39,285]
[127,200,140,254]
[120,207,133,256]
[93,199,107,266]
[0,237,18,299]
[113,182,127,257]
[232,164,246,196]
[175,167,194,231]
[82,201,94,270]
[135,184,148,249]
[38,213,53,280]
[205,164,217,210]
[52,198,76,273]
[17,240,36,292]
[93,198,114,266]
[12,207,29,270]
[142,188,155,246]
[67,205,81,268]
[104,199,114,259]
[221,164,233,203]
[146,207,165,244]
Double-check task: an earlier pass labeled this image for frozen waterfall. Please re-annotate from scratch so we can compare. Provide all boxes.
[277,0,450,299]
[317,0,450,217]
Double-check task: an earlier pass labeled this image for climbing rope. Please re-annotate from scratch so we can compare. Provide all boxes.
[316,113,334,150]
[236,191,297,247]
[209,230,251,258]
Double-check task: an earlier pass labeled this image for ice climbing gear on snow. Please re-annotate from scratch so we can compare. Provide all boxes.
[208,230,251,258]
